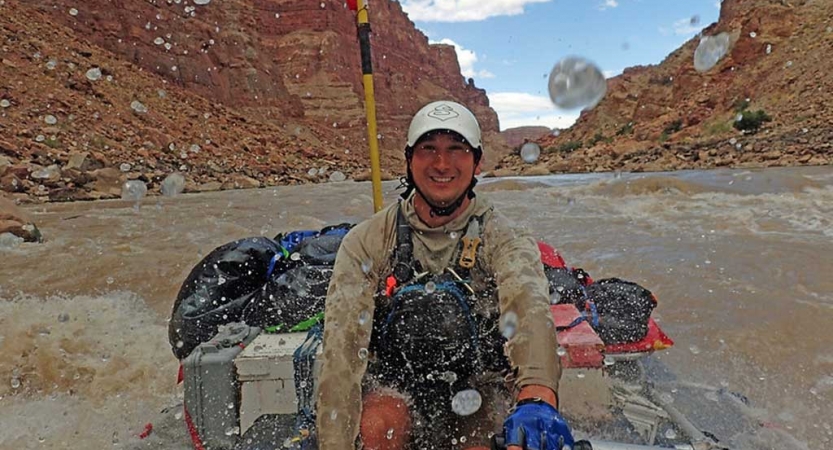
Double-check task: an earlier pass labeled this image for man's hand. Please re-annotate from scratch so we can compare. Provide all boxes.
[505,385,573,450]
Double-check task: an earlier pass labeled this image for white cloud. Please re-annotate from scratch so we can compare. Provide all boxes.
[598,0,618,11]
[670,17,704,35]
[433,38,494,79]
[488,92,580,130]
[401,0,551,22]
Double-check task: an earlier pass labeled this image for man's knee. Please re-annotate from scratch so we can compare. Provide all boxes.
[360,392,412,450]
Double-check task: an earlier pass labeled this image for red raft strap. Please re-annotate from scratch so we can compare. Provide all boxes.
[184,405,206,450]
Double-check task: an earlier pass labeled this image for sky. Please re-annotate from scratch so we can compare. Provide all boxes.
[399,0,722,130]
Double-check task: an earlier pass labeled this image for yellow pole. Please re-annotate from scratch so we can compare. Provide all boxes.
[357,0,384,213]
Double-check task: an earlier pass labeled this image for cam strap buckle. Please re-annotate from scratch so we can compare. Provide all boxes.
[459,236,481,269]
[458,216,483,269]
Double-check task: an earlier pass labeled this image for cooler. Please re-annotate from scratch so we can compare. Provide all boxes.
[182,322,261,450]
[235,332,323,434]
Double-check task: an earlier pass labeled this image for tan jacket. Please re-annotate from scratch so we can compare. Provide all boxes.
[315,193,561,449]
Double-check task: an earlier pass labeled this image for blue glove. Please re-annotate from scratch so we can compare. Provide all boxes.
[504,399,575,450]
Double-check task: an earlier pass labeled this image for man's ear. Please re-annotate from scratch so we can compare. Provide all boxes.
[474,158,483,175]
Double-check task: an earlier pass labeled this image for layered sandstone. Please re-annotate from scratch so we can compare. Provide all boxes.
[0,0,508,203]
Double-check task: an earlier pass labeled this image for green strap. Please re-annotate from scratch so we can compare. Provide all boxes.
[290,312,324,332]
[263,312,324,334]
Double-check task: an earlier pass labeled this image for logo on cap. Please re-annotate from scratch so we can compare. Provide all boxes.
[426,104,459,121]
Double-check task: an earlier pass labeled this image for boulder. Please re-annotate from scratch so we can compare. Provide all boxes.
[90,167,126,197]
[0,195,42,242]
[221,174,261,190]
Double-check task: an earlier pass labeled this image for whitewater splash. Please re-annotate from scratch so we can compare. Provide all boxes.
[1,166,832,449]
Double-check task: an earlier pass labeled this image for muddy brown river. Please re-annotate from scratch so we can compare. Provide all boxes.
[1,166,831,449]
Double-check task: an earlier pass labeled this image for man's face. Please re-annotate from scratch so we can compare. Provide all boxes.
[409,132,481,207]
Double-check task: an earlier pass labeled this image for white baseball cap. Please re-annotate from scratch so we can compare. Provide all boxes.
[406,101,483,149]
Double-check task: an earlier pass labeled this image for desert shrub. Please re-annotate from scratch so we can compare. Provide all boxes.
[557,141,583,153]
[733,110,771,133]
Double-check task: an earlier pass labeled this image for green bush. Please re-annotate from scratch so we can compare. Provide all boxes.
[589,132,612,146]
[733,110,771,133]
[662,119,683,136]
[557,141,583,153]
[616,122,634,136]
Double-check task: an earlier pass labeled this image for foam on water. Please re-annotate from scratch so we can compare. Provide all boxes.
[2,166,831,449]
[0,291,179,449]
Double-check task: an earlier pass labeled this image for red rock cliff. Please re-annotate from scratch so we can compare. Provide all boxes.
[496,0,832,175]
[24,0,506,171]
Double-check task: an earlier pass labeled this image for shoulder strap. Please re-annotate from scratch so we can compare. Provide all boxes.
[391,204,418,284]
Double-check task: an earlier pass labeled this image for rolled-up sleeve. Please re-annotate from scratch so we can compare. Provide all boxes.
[484,212,562,395]
[316,223,381,449]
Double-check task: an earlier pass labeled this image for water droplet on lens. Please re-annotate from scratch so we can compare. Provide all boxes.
[11,377,21,389]
[556,347,567,357]
[603,355,615,366]
[358,310,370,325]
[689,345,701,355]
[161,172,186,196]
[693,32,731,72]
[424,281,436,294]
[500,311,518,339]
[520,142,541,164]
[328,171,346,182]
[665,428,677,439]
[69,7,78,16]
[131,100,148,113]
[749,31,757,38]
[451,389,483,416]
[106,276,114,284]
[85,67,102,81]
[121,180,147,202]
[548,56,607,110]
[44,114,57,125]
[330,409,337,421]
[154,37,165,45]
[358,348,368,360]
[386,428,394,440]
[0,99,10,108]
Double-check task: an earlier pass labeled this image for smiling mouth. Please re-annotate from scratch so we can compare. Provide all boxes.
[430,176,454,183]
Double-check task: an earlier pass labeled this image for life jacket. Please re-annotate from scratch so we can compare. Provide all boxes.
[369,204,506,387]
